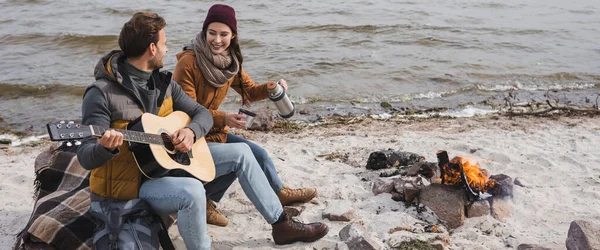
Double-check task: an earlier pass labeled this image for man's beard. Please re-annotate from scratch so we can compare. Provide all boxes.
[149,55,163,70]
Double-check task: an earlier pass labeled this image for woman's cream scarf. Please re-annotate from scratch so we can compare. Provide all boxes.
[193,32,239,88]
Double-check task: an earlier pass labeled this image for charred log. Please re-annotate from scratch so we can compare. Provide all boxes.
[366,149,425,170]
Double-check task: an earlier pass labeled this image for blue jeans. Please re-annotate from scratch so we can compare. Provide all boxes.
[207,133,284,202]
[139,142,283,250]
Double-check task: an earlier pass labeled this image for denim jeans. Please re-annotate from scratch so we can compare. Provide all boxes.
[139,142,284,250]
[227,133,284,192]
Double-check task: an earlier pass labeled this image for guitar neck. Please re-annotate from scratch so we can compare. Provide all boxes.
[90,125,164,145]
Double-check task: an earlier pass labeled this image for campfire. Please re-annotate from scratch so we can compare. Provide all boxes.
[436,151,497,201]
[367,148,515,230]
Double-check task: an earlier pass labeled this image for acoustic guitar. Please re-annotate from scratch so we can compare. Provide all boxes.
[46,111,216,182]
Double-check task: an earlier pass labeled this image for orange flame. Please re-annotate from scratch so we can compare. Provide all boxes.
[443,156,495,192]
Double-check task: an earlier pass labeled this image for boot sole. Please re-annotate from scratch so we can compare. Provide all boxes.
[274,226,330,245]
[280,192,318,206]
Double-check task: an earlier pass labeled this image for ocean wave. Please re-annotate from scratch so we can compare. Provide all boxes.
[240,39,263,49]
[280,24,401,34]
[103,8,148,16]
[0,82,86,99]
[0,33,118,50]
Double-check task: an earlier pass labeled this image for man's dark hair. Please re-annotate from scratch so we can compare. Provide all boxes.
[118,12,166,58]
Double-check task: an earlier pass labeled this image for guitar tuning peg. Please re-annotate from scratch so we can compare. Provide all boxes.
[66,141,73,147]
[68,121,75,124]
[59,121,66,124]
[74,141,81,146]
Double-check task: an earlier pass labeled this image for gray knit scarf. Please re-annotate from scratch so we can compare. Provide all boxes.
[193,32,239,88]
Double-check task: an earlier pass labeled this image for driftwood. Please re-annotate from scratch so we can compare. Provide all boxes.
[506,100,600,116]
[503,91,600,116]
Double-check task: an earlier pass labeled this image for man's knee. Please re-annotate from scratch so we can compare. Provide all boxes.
[176,178,206,204]
[229,143,254,160]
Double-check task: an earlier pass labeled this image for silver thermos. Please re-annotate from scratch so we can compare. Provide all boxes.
[267,81,295,118]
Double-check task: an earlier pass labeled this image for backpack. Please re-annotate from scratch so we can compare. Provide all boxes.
[90,198,175,250]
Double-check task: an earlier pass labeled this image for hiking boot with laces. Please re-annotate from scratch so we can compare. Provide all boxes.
[271,215,329,245]
[277,186,317,206]
[206,200,228,227]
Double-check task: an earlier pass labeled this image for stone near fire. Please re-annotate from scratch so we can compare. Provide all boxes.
[491,197,513,221]
[419,184,466,229]
[490,174,514,198]
[403,184,421,203]
[339,222,368,241]
[517,243,552,250]
[372,178,395,195]
[417,162,440,179]
[566,220,600,250]
[466,200,491,218]
[322,201,355,221]
[390,191,404,202]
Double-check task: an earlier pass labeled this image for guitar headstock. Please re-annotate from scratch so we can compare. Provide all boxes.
[46,121,91,141]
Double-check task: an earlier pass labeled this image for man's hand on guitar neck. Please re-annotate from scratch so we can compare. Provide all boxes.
[99,130,124,152]
[172,127,195,153]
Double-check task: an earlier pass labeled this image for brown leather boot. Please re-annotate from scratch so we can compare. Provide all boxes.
[277,186,317,206]
[272,216,329,245]
[206,200,228,227]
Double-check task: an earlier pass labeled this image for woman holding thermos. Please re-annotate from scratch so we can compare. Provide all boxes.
[173,4,316,227]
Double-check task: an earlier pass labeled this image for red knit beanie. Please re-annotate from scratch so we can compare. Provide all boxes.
[202,4,237,34]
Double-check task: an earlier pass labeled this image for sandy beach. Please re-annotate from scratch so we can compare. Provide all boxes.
[1,114,599,250]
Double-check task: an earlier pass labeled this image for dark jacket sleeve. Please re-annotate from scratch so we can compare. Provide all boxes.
[76,87,119,170]
[170,81,213,139]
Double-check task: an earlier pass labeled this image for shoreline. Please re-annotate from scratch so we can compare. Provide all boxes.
[1,114,600,249]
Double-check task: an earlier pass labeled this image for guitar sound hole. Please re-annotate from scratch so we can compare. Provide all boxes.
[161,133,175,151]
[170,152,191,165]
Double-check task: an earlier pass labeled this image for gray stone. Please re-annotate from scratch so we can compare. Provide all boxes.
[490,174,514,199]
[346,235,385,250]
[403,184,421,203]
[0,138,11,144]
[491,198,512,221]
[566,220,600,250]
[517,243,552,250]
[419,184,466,229]
[372,178,395,195]
[393,178,406,193]
[335,242,350,250]
[339,222,368,241]
[466,200,491,218]
[323,201,355,222]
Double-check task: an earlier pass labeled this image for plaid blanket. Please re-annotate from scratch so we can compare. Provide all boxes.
[13,144,97,250]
